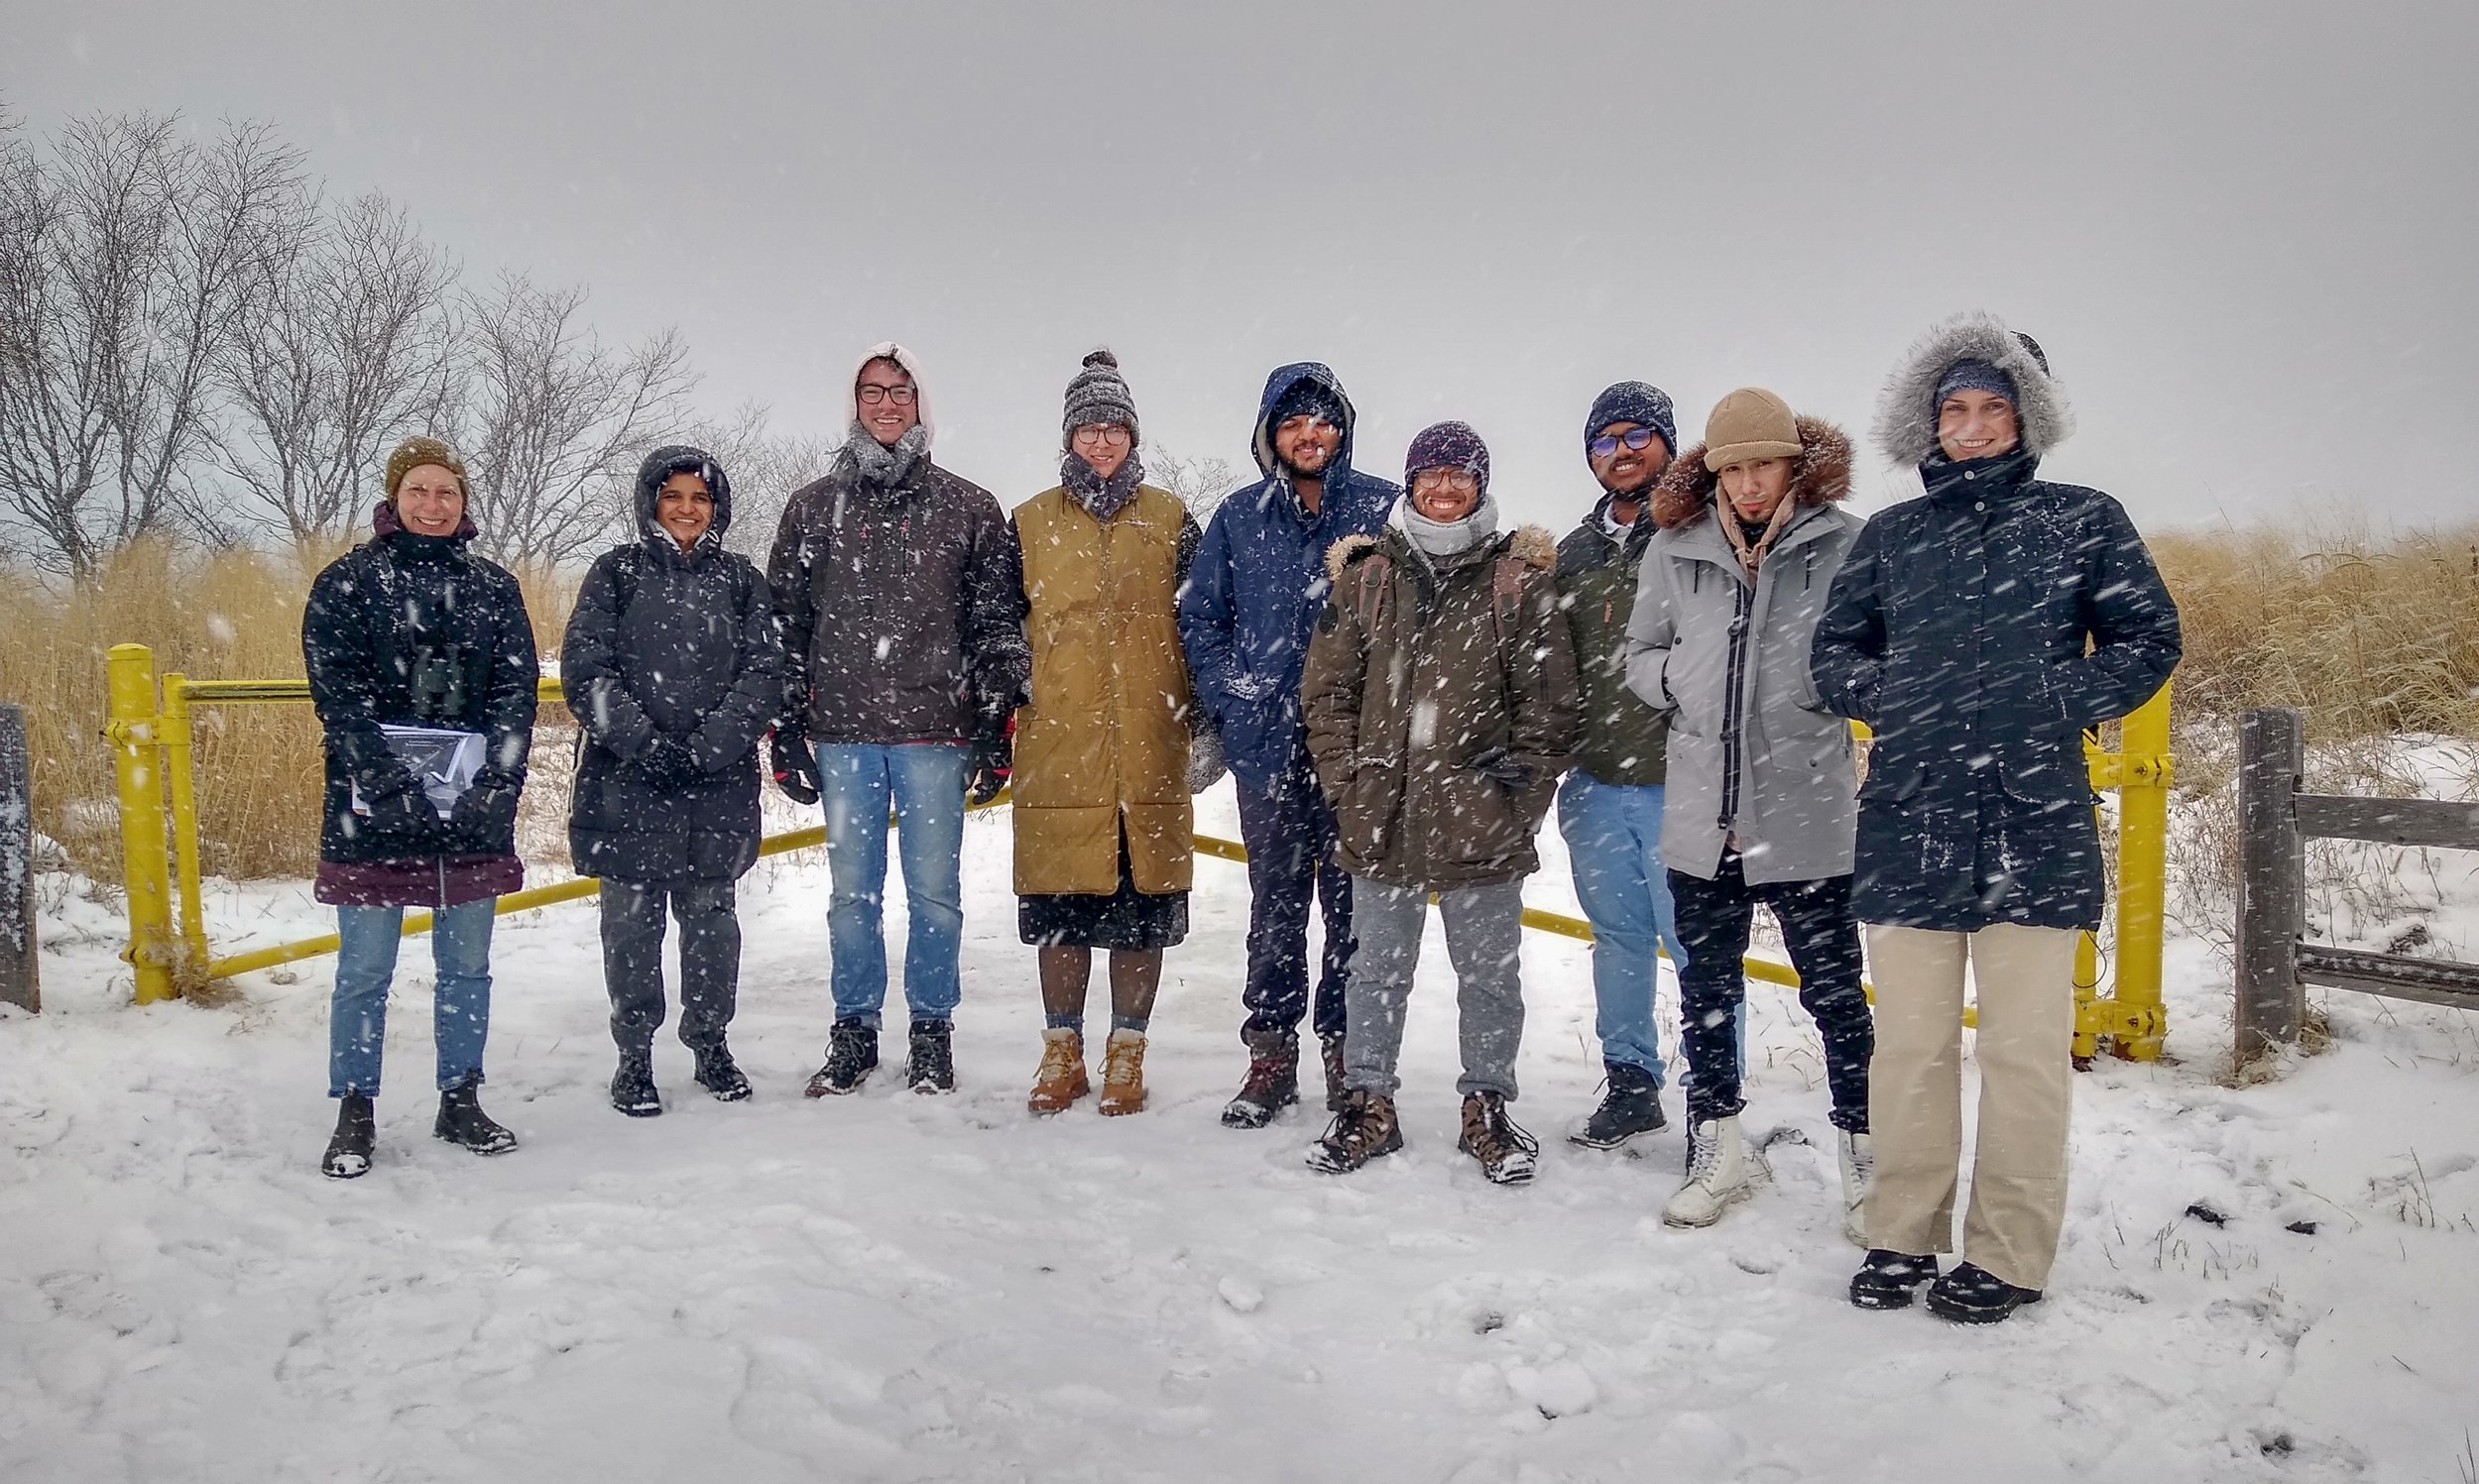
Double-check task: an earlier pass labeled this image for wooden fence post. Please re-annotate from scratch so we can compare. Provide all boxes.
[0,702,37,1012]
[2235,706,2304,1065]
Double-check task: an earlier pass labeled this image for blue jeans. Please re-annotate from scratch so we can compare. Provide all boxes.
[816,742,968,1028]
[329,899,496,1096]
[1556,770,1688,1084]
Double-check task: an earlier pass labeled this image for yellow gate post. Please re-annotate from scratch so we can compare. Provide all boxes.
[2108,683,2174,1060]
[161,673,211,989]
[105,643,177,1004]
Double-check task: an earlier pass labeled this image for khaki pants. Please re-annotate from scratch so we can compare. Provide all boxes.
[1863,922,2080,1291]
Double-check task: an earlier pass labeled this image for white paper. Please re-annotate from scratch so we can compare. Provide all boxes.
[350,725,486,819]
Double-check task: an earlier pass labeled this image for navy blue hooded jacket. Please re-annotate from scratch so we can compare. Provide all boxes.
[1177,363,1400,792]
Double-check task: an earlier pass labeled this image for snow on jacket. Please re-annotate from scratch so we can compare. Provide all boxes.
[302,501,537,908]
[562,446,786,884]
[766,408,1030,746]
[1176,363,1400,793]
[1302,522,1578,890]
[1623,417,1861,885]
[1812,316,2181,932]
[1557,494,1670,787]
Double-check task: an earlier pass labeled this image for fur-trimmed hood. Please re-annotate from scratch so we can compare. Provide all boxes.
[1324,522,1555,583]
[1874,312,2071,467]
[1650,416,1853,530]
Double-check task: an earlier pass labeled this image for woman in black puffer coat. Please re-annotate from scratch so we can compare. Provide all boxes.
[563,445,785,1116]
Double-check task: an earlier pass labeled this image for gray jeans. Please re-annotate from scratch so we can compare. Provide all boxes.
[600,879,740,1054]
[1341,875,1526,1100]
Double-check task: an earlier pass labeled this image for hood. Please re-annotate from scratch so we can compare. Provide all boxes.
[634,444,733,543]
[1874,312,2071,467]
[849,341,935,451]
[1651,415,1854,530]
[1250,361,1358,483]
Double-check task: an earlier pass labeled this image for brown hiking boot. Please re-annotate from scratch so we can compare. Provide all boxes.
[1320,1032,1349,1112]
[1306,1088,1404,1174]
[1099,1029,1148,1116]
[1222,1030,1299,1129]
[1026,1028,1089,1114]
[1459,1091,1541,1186]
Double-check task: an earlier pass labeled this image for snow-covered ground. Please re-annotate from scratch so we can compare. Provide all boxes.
[5,783,2478,1483]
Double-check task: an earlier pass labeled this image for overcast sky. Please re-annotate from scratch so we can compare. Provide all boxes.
[7,1,2473,533]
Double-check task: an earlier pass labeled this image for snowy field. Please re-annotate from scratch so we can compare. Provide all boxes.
[5,784,2478,1484]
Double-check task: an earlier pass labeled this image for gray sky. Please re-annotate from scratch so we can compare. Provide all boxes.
[8,1,2474,533]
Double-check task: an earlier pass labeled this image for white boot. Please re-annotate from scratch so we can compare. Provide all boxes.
[1662,1115,1752,1228]
[1838,1129,1874,1248]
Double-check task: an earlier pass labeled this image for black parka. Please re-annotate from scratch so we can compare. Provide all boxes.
[563,446,786,883]
[1810,448,2180,931]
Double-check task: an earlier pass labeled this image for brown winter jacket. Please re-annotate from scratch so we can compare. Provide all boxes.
[1302,522,1580,890]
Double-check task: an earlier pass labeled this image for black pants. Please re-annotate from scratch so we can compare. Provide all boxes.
[1234,757,1353,1044]
[600,878,740,1055]
[1668,856,1871,1132]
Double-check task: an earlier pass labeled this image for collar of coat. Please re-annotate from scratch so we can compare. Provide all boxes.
[1323,522,1556,585]
[1649,415,1854,531]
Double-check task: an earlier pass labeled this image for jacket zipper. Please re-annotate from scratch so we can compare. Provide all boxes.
[1717,573,1755,834]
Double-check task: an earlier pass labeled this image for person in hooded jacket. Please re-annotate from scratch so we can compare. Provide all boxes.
[302,435,536,1179]
[1624,389,1873,1242]
[1178,363,1400,1128]
[564,445,786,1117]
[1556,380,1694,1151]
[1300,421,1579,1186]
[1008,351,1211,1118]
[1814,315,2180,1322]
[767,344,1032,1097]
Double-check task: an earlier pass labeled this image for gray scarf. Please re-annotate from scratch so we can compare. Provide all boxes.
[1400,492,1499,558]
[841,421,929,491]
[1061,450,1145,520]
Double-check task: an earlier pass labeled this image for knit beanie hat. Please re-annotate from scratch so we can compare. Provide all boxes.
[1701,389,1803,472]
[1271,378,1349,432]
[1585,381,1678,461]
[1404,419,1490,497]
[1061,347,1139,446]
[1934,357,2019,410]
[385,436,469,502]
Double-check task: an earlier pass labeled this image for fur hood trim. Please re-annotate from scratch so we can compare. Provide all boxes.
[1325,522,1556,581]
[1650,416,1853,530]
[1873,312,2070,467]
[1325,531,1380,583]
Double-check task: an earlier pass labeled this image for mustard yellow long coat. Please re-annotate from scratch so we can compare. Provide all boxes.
[1010,484,1198,896]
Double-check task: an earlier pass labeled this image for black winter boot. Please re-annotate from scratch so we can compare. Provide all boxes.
[1569,1062,1668,1149]
[1319,1033,1350,1112]
[1849,1249,1941,1311]
[806,1020,879,1096]
[433,1075,519,1155]
[1925,1262,2043,1324]
[611,1049,661,1117]
[1223,1031,1300,1129]
[694,1044,752,1102]
[321,1092,375,1179]
[906,1019,956,1094]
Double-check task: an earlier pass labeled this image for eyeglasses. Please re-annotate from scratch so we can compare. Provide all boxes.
[1071,424,1131,447]
[1411,468,1479,494]
[1589,426,1664,461]
[857,384,917,406]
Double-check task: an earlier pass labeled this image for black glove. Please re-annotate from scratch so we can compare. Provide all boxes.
[364,781,443,846]
[632,735,700,791]
[447,779,522,851]
[966,723,1011,807]
[1466,745,1534,790]
[769,729,820,806]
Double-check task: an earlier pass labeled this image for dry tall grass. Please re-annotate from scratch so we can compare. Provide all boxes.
[1,538,576,887]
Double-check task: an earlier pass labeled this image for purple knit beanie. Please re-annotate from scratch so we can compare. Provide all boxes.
[1404,420,1490,496]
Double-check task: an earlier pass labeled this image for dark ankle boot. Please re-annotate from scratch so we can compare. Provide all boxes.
[322,1092,375,1179]
[1223,1030,1300,1129]
[611,1049,661,1117]
[433,1074,519,1155]
[1570,1061,1667,1149]
[694,1044,752,1102]
[906,1019,956,1093]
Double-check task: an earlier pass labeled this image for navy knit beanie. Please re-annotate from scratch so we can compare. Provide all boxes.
[1271,378,1348,431]
[1405,420,1490,496]
[1934,357,2019,410]
[1584,382,1678,461]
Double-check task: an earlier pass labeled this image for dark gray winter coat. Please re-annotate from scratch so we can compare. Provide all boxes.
[564,447,786,883]
[1812,316,2181,932]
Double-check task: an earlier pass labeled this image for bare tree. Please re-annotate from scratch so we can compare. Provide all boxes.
[0,111,300,577]
[455,273,695,573]
[1147,444,1241,528]
[212,189,456,549]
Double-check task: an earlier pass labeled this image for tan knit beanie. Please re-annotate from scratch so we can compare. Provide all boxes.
[1701,388,1802,471]
[384,436,470,502]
